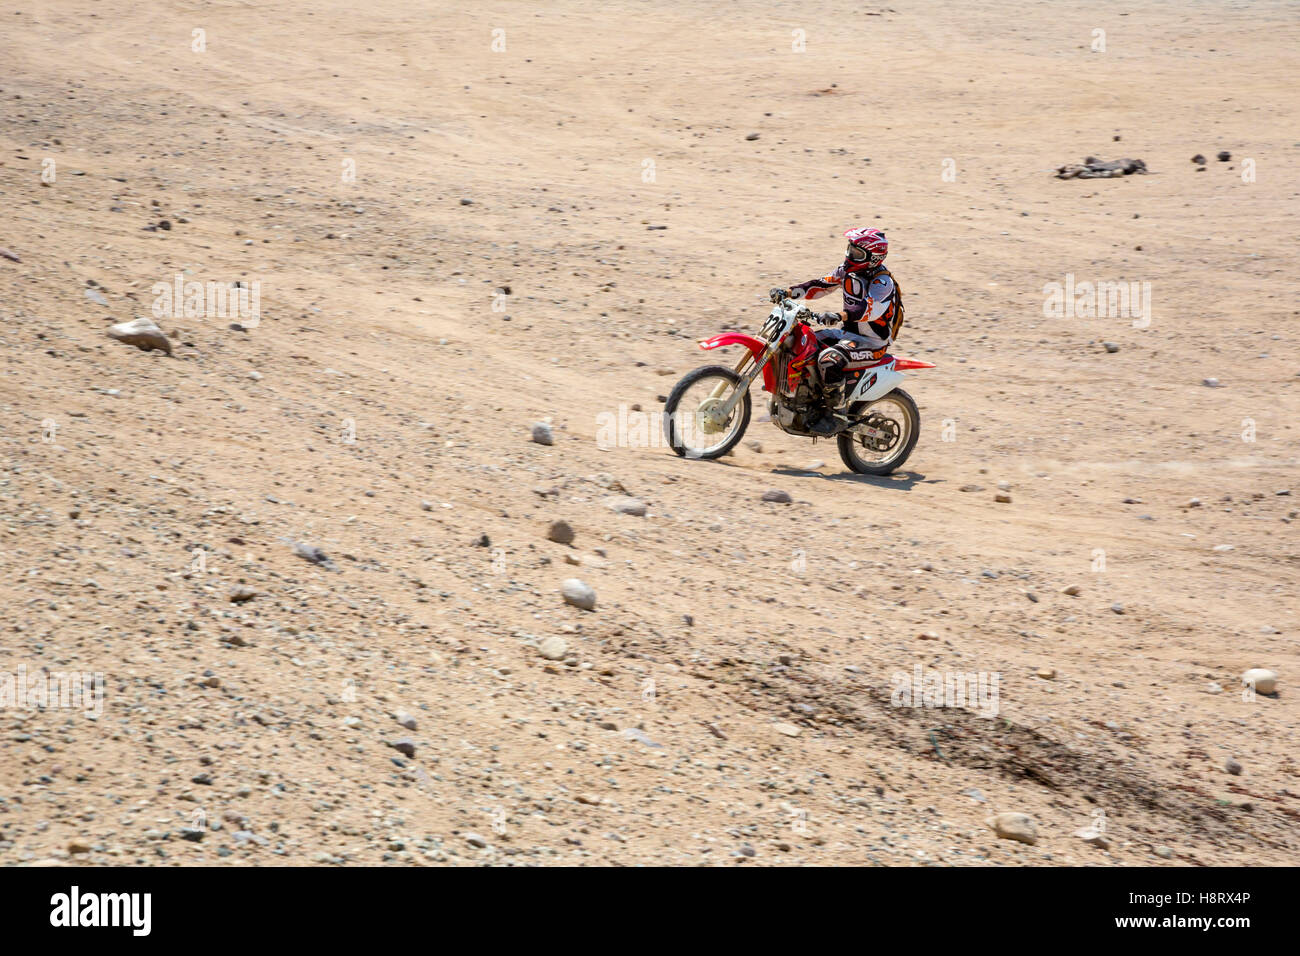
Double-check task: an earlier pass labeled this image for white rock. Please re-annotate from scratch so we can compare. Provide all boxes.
[107,317,171,355]
[537,636,568,660]
[561,578,596,611]
[1241,668,1278,695]
[986,812,1038,845]
[1072,826,1110,849]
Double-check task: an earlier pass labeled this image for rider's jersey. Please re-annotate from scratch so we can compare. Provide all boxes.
[789,265,903,343]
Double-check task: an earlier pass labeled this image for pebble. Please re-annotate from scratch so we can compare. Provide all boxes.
[604,496,646,516]
[1062,585,1081,596]
[1225,757,1242,775]
[228,585,257,603]
[464,833,488,848]
[293,542,335,569]
[773,722,803,738]
[561,578,596,611]
[394,711,417,731]
[537,635,568,660]
[623,727,663,748]
[1072,826,1110,850]
[547,520,575,544]
[1202,377,1221,387]
[388,737,417,758]
[530,422,554,445]
[107,317,172,355]
[987,812,1038,845]
[995,493,1012,503]
[761,490,792,504]
[1241,668,1277,695]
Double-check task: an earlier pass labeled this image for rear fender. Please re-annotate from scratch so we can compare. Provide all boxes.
[848,364,906,403]
[698,332,775,393]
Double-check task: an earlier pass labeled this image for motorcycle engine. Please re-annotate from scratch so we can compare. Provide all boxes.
[770,381,822,436]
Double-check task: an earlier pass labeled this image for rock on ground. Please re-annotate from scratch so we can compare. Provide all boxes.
[987,812,1038,845]
[561,578,596,610]
[107,317,171,355]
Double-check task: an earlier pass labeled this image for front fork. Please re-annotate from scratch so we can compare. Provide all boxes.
[709,348,767,414]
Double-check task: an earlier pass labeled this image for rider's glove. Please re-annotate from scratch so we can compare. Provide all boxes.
[769,287,789,303]
[815,312,841,326]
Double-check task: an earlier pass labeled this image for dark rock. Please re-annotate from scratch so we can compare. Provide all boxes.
[388,737,417,758]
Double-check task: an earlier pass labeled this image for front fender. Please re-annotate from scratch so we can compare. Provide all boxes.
[698,332,775,393]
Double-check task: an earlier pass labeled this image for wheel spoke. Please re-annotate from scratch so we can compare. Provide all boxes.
[670,377,745,457]
[844,396,913,469]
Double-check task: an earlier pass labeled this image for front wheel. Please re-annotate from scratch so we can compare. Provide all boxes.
[837,388,920,475]
[663,365,752,459]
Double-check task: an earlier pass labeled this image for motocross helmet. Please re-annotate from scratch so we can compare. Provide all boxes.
[843,227,888,274]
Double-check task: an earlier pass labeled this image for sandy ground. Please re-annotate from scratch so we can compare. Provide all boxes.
[1,0,1298,866]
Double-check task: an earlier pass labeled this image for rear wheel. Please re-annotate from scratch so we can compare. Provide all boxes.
[663,365,752,459]
[837,388,920,475]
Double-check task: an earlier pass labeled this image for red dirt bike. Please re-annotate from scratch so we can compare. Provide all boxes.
[662,291,934,474]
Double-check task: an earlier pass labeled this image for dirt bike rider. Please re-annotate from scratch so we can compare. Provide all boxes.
[770,227,903,436]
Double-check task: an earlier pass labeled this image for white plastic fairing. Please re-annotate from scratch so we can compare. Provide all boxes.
[847,361,904,403]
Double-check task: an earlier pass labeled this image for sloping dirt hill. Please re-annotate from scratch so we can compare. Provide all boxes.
[1,0,1297,865]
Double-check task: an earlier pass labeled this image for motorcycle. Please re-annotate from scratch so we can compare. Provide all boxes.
[662,291,934,475]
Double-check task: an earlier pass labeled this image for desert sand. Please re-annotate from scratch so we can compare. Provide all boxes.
[1,0,1298,865]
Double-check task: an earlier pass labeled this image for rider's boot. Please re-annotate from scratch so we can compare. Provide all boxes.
[807,382,846,437]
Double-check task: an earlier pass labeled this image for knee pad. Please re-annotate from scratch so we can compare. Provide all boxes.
[819,349,847,384]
